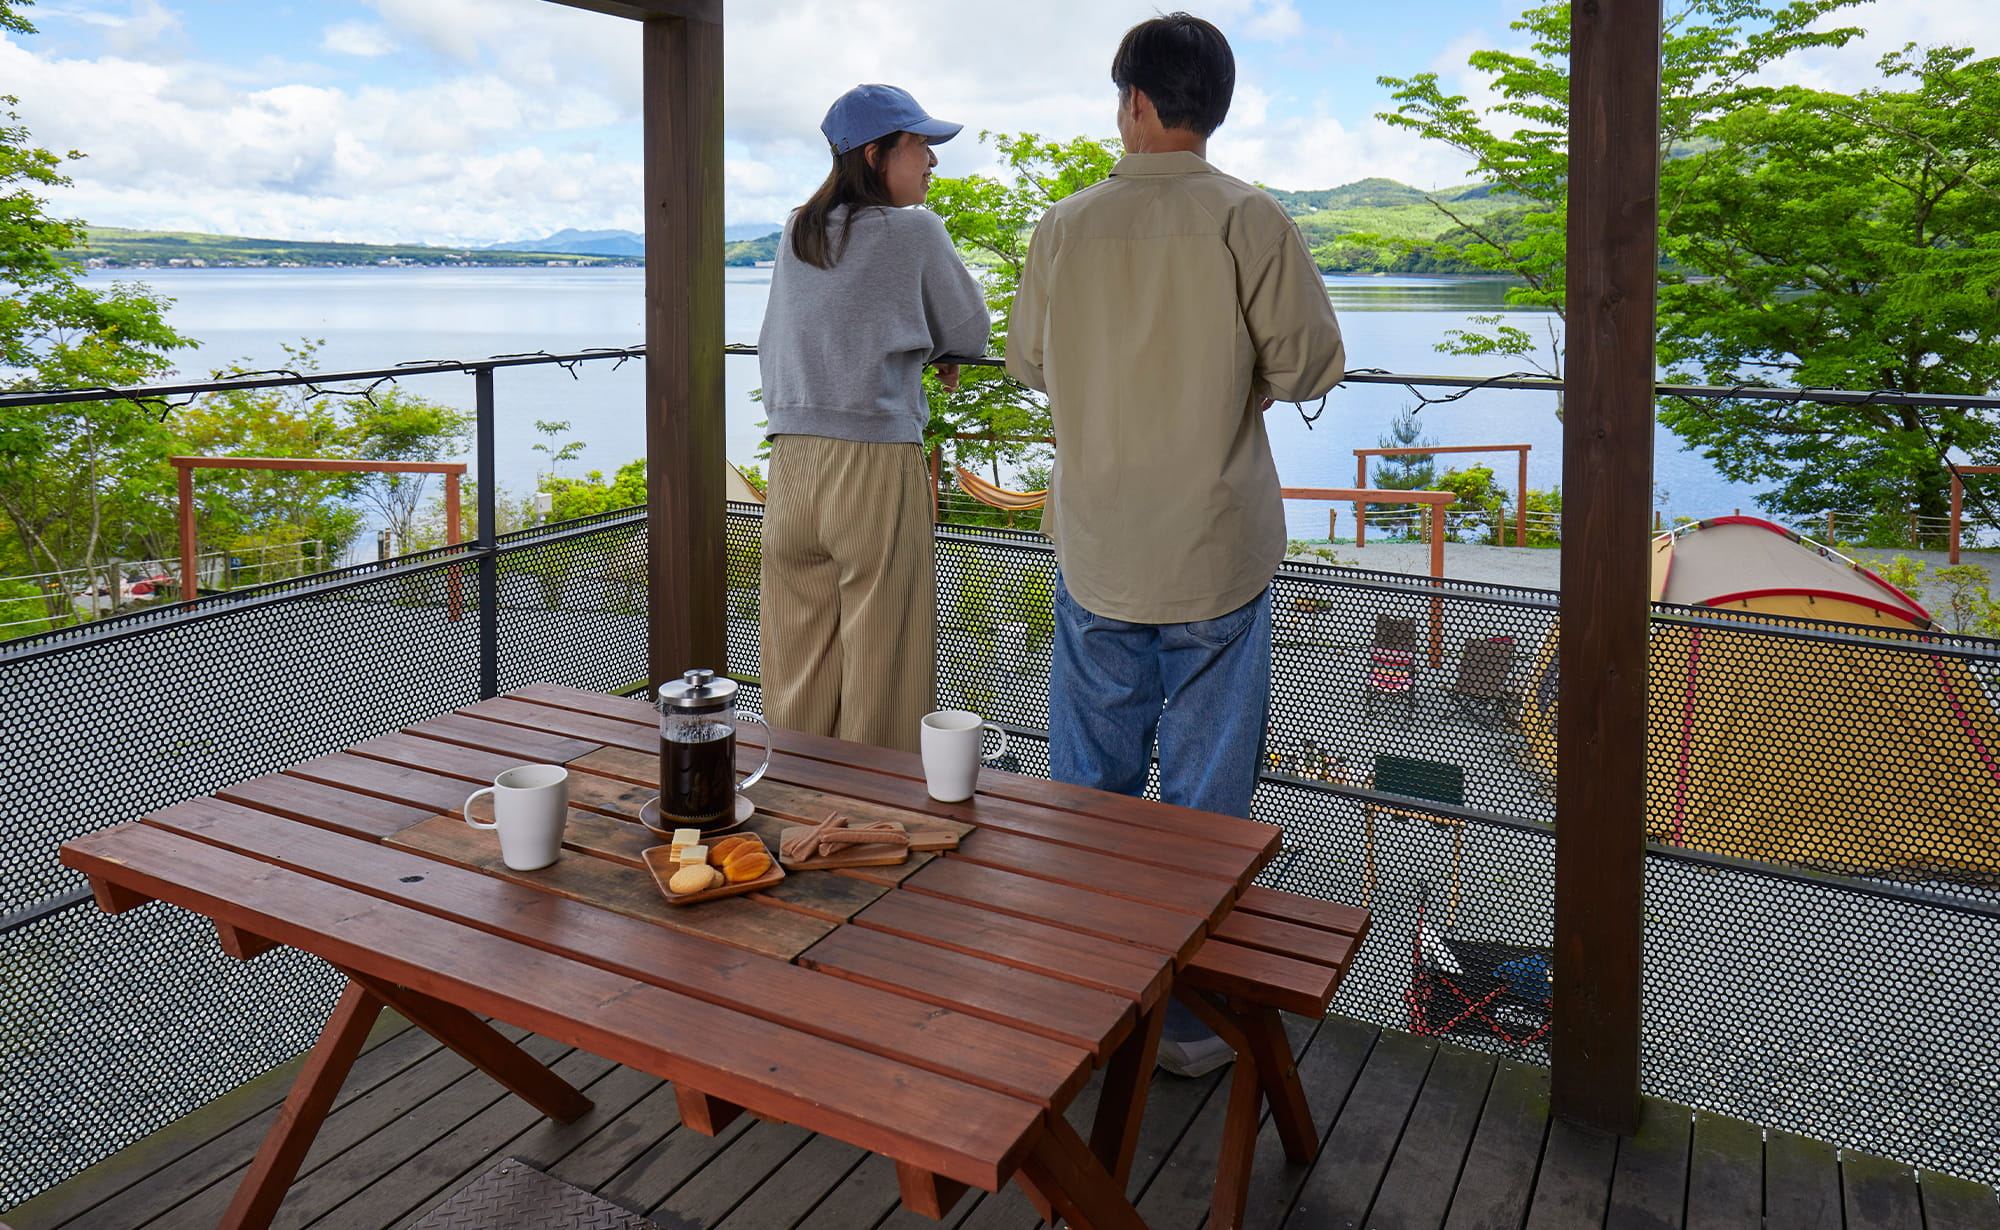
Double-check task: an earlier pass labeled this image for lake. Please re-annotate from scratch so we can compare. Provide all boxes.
[87,265,1766,540]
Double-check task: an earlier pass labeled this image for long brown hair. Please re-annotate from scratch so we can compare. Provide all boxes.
[790,133,910,270]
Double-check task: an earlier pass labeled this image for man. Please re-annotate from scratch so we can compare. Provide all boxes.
[1006,12,1347,1075]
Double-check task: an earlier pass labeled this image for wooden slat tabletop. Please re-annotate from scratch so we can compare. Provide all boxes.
[61,683,1288,1210]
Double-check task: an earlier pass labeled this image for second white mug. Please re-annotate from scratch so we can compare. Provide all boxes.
[463,764,570,871]
[920,710,1009,802]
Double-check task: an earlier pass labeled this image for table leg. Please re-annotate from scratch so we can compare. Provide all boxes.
[1087,997,1166,1186]
[1237,1002,1316,1162]
[1172,988,1260,1230]
[340,968,592,1123]
[220,982,383,1230]
[1016,1116,1147,1230]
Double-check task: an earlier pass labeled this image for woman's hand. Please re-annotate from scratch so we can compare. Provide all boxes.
[932,362,961,392]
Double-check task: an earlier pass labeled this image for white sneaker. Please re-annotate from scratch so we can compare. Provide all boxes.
[1157,1035,1235,1078]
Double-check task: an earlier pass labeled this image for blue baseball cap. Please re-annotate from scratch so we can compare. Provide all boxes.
[821,84,962,155]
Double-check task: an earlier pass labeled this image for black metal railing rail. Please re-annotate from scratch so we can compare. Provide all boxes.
[5,353,2000,1206]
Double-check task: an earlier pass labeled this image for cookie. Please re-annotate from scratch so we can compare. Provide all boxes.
[668,864,717,895]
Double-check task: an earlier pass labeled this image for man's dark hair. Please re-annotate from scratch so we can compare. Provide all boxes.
[1110,12,1234,137]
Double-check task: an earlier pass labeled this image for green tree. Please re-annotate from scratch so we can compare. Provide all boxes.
[1436,465,1509,543]
[168,342,368,568]
[0,0,193,608]
[350,391,472,552]
[925,132,1120,484]
[1655,47,2000,540]
[1369,408,1439,538]
[1373,0,1865,375]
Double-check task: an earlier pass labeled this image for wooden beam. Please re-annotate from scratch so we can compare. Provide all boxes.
[643,12,727,691]
[1552,0,1659,1134]
[539,0,719,22]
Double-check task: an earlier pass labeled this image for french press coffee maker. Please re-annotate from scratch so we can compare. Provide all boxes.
[650,669,771,830]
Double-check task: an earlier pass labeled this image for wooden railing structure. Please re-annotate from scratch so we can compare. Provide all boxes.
[171,456,466,614]
[1950,467,2000,564]
[1353,444,1530,547]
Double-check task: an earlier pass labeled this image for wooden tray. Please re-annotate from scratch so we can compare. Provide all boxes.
[778,821,958,870]
[643,834,784,905]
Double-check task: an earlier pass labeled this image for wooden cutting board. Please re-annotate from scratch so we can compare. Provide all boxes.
[743,780,971,847]
[778,821,960,870]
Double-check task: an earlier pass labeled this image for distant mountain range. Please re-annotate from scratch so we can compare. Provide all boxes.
[486,223,784,257]
[65,179,1527,273]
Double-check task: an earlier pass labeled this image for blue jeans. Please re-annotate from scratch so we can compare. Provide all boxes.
[1047,575,1272,820]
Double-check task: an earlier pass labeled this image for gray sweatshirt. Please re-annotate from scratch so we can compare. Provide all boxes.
[758,205,990,443]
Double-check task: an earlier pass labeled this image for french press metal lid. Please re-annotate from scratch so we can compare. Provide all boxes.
[659,668,736,713]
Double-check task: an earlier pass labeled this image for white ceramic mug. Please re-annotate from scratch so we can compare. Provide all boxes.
[463,764,570,871]
[920,710,1010,802]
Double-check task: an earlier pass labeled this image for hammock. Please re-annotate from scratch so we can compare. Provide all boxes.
[953,466,1048,512]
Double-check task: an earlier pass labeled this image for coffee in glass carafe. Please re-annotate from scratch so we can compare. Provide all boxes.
[656,669,771,826]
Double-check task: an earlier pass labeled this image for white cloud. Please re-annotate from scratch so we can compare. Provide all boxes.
[41,0,186,59]
[6,0,1579,244]
[322,21,398,58]
[1216,111,1478,193]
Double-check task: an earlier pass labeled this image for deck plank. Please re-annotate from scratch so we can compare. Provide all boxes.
[542,1080,678,1195]
[1244,1015,1379,1230]
[1522,1114,1619,1230]
[1606,1097,1692,1230]
[1439,1058,1551,1230]
[1683,1110,1763,1230]
[1367,1042,1499,1230]
[1764,1128,1843,1230]
[711,1134,869,1230]
[1919,1169,2000,1230]
[1283,1025,1438,1228]
[307,1046,621,1230]
[1842,1149,1925,1230]
[17,1014,1999,1230]
[646,1119,814,1228]
[791,1153,911,1230]
[6,1013,420,1230]
[1129,1014,1318,1230]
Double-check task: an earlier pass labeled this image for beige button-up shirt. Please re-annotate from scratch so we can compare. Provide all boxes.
[1006,151,1347,624]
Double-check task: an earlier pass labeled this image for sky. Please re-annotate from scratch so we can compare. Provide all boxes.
[3,0,1991,246]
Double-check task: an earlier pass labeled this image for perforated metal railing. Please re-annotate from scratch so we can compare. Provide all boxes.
[900,513,2000,1184]
[0,509,649,1208]
[4,500,1997,1206]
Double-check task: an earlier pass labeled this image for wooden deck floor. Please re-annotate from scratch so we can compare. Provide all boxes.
[9,1012,1994,1230]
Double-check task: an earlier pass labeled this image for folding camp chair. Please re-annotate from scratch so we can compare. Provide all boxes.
[1361,754,1466,920]
[1449,636,1517,728]
[1361,614,1421,719]
[1405,896,1552,1050]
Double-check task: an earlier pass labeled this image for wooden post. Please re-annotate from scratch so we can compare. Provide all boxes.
[1518,447,1530,546]
[1354,454,1368,547]
[1827,509,1837,544]
[1554,0,1657,1135]
[1950,477,1961,563]
[176,461,197,602]
[445,471,464,622]
[644,10,726,691]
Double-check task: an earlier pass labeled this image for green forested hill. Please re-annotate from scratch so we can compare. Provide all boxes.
[64,227,630,268]
[66,176,1540,275]
[1268,181,1542,274]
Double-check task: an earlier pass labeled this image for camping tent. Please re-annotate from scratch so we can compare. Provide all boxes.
[1520,517,2000,880]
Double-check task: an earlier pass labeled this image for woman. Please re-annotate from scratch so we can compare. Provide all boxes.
[757,84,989,754]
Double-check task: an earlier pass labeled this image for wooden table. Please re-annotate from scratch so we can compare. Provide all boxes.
[60,684,1281,1230]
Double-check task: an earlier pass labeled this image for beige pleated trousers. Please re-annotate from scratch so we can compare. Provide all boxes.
[759,435,936,754]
